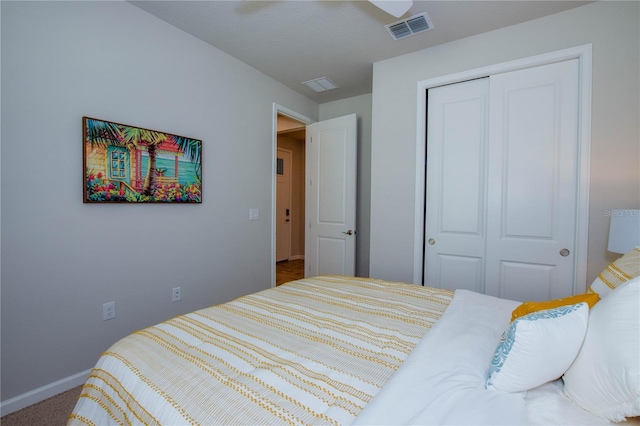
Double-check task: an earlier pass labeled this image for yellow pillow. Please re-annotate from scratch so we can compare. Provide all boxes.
[511,293,600,322]
[588,247,640,298]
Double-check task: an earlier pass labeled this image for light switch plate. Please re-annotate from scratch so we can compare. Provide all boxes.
[249,208,259,220]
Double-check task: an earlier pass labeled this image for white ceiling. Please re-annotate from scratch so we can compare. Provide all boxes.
[130,0,592,103]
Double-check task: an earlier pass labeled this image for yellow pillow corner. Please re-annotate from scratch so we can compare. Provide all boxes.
[511,293,600,322]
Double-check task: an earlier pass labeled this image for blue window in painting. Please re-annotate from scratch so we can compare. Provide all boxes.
[140,152,199,186]
[108,147,130,184]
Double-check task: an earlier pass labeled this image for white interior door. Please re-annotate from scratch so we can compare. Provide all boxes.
[424,78,490,293]
[276,148,292,262]
[424,59,580,302]
[305,114,357,277]
[485,59,579,301]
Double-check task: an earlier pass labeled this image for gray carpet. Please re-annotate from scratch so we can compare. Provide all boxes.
[0,385,81,426]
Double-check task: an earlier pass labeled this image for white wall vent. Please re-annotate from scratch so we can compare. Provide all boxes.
[385,12,433,40]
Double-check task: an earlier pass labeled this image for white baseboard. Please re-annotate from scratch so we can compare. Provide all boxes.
[288,255,305,261]
[0,369,91,416]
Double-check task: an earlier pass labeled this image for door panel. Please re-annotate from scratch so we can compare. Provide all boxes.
[276,149,292,262]
[485,59,579,301]
[318,237,346,275]
[318,130,348,223]
[499,261,554,302]
[503,84,556,239]
[306,114,357,277]
[424,78,489,291]
[435,254,484,293]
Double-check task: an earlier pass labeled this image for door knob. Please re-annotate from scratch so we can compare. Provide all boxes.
[560,248,570,257]
[342,230,354,236]
[428,238,436,245]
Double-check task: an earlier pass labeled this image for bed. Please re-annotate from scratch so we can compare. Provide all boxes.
[68,274,640,425]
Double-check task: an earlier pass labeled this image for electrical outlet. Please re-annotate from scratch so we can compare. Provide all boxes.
[172,287,181,302]
[103,301,116,320]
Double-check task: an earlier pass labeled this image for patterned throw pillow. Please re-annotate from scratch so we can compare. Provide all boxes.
[486,303,589,393]
[588,247,640,298]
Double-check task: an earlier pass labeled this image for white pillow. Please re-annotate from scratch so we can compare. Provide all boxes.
[563,277,640,421]
[486,303,589,393]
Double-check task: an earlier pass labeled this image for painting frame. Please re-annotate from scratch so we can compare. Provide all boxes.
[83,117,202,203]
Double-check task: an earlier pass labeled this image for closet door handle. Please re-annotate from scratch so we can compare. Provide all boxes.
[428,238,436,245]
[560,248,570,257]
[342,230,354,236]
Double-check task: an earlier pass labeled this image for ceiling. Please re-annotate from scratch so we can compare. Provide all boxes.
[130,0,592,104]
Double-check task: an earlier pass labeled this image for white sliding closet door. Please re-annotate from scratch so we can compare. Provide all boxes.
[424,59,580,301]
[485,60,579,301]
[424,78,490,293]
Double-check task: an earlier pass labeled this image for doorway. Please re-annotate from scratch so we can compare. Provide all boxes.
[271,105,358,287]
[274,109,309,286]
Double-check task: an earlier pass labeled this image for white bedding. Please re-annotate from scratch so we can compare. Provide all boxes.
[70,279,621,425]
[354,289,612,425]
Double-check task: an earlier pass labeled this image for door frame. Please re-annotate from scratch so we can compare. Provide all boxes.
[412,44,593,294]
[271,103,314,288]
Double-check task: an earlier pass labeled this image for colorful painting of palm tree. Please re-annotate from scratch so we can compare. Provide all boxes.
[83,117,202,203]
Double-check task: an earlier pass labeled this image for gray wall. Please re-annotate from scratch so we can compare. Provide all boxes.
[369,1,640,285]
[1,1,317,401]
[320,94,373,277]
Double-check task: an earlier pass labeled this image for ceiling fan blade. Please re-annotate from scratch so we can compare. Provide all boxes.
[368,0,413,18]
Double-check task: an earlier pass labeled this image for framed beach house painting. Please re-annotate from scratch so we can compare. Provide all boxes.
[83,117,202,203]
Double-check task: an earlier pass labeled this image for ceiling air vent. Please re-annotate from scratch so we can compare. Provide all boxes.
[302,77,338,93]
[385,12,433,41]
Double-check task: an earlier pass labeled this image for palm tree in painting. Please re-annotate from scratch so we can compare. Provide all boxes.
[119,125,167,196]
[85,118,201,197]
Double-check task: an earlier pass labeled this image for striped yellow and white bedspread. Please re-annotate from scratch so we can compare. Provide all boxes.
[69,276,453,425]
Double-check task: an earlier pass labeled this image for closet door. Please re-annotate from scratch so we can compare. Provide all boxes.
[424,78,490,293]
[485,59,579,301]
[424,59,580,301]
